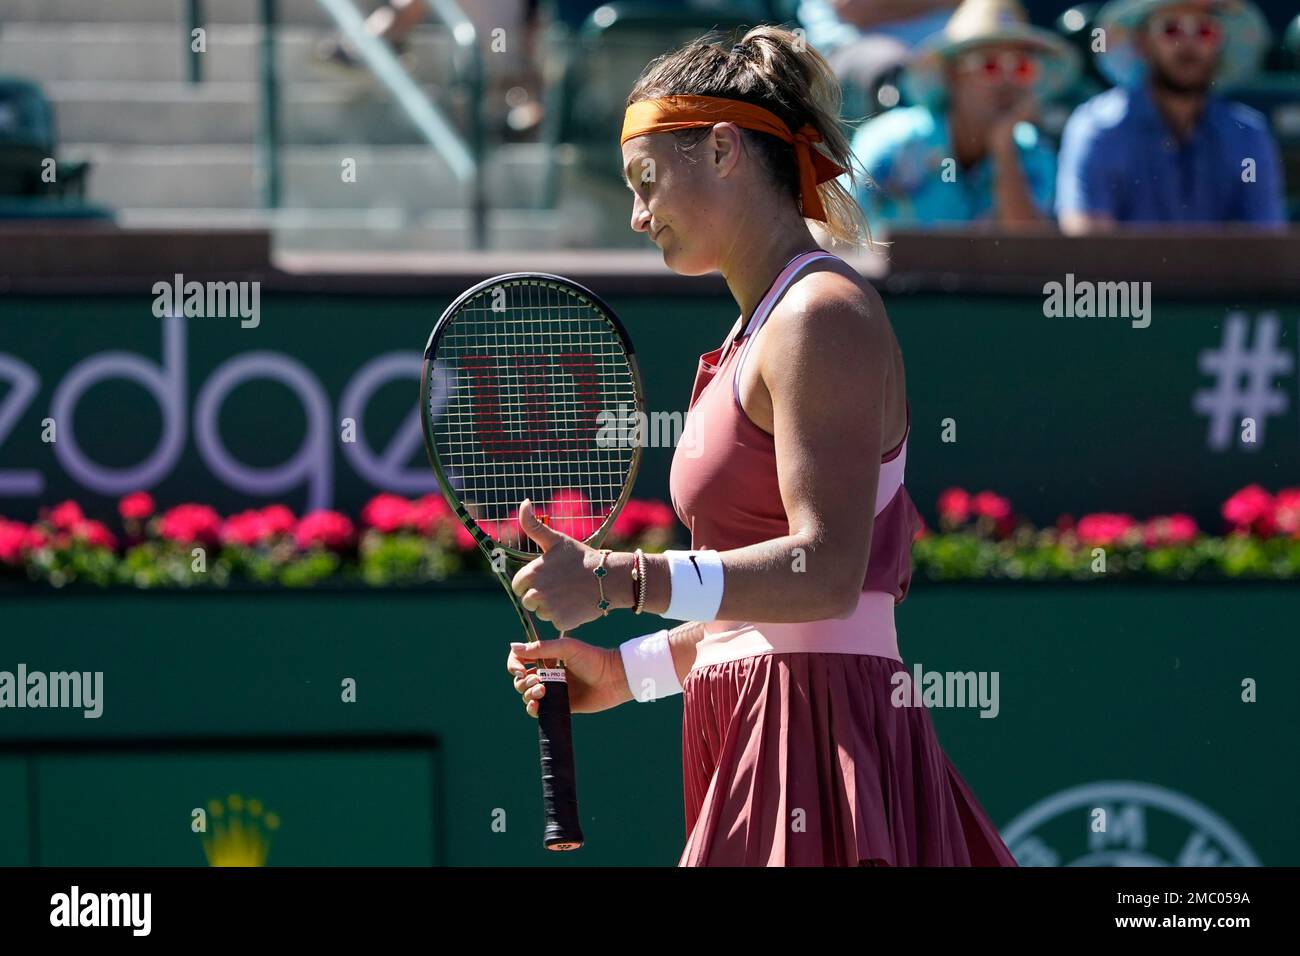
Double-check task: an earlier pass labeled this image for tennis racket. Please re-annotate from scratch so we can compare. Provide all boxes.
[420,272,644,851]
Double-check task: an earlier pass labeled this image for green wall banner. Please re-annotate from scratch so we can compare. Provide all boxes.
[2,584,1295,866]
[1,292,1295,528]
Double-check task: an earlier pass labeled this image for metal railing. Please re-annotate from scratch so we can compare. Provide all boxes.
[181,0,487,247]
[258,0,282,208]
[317,0,486,247]
[185,0,205,84]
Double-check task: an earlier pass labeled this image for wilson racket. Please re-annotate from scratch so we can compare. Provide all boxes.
[420,273,644,851]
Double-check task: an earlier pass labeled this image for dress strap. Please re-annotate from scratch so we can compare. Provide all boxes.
[732,251,841,407]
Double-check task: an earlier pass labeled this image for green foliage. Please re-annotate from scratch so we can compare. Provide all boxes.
[911,527,1300,582]
[7,500,1300,590]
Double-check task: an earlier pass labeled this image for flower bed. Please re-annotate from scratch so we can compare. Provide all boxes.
[0,492,677,589]
[2,485,1298,589]
[912,485,1300,582]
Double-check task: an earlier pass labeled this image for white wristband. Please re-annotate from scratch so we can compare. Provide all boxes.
[662,549,725,623]
[619,629,681,702]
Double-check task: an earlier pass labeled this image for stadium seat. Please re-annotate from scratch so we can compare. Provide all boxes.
[0,75,107,219]
[1283,13,1300,70]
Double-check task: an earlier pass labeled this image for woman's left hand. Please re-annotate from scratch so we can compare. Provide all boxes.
[511,499,618,632]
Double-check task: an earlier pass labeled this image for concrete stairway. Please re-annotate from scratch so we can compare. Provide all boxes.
[0,0,573,250]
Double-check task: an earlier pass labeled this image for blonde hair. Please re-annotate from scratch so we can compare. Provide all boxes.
[626,25,870,248]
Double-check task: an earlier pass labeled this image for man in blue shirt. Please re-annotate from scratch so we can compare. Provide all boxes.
[1057,0,1284,232]
[848,0,1080,229]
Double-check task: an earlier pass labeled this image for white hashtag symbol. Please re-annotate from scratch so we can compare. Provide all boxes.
[1192,312,1293,451]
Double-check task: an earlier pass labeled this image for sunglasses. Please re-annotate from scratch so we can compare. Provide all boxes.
[1148,13,1222,45]
[954,50,1041,85]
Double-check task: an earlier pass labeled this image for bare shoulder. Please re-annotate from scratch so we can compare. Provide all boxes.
[751,261,906,447]
[758,263,893,367]
[741,259,904,442]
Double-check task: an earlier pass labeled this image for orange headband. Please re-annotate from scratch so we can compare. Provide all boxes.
[620,95,847,223]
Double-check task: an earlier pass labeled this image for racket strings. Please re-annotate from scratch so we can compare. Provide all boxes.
[429,279,639,554]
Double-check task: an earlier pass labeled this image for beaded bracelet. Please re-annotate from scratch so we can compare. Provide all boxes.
[592,549,613,615]
[632,548,648,614]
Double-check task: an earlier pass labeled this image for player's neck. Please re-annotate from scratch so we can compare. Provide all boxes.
[719,212,821,324]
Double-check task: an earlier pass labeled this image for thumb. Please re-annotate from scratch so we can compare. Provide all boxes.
[511,636,582,663]
[518,498,564,551]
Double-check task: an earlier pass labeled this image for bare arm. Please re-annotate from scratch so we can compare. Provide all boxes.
[988,102,1049,228]
[1058,210,1117,236]
[990,143,1045,226]
[608,271,891,635]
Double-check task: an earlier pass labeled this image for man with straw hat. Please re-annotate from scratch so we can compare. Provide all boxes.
[847,0,1080,229]
[1056,0,1283,232]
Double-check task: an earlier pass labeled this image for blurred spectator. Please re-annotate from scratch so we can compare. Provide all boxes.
[846,0,1080,229]
[799,1,958,118]
[1056,0,1283,232]
[316,0,431,69]
[316,0,553,135]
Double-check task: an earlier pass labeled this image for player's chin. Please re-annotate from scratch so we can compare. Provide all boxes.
[660,245,714,278]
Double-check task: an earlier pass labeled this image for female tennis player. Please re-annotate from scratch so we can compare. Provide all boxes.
[506,25,1016,866]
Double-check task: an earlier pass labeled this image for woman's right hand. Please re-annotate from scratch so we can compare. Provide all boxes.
[506,636,632,718]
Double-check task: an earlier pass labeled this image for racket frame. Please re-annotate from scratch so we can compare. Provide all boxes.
[419,272,645,851]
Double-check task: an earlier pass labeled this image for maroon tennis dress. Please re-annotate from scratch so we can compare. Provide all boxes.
[667,250,1017,867]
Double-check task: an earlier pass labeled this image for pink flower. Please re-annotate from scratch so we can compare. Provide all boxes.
[409,495,453,535]
[23,526,49,552]
[1076,513,1138,547]
[612,500,650,539]
[45,500,84,531]
[476,513,521,549]
[937,488,972,525]
[971,491,1012,523]
[74,519,118,551]
[118,491,155,521]
[548,489,598,540]
[1222,484,1275,535]
[1142,514,1199,548]
[453,523,477,553]
[361,493,413,533]
[221,511,269,547]
[1273,488,1300,537]
[259,505,297,537]
[222,506,296,546]
[641,500,677,530]
[294,510,354,551]
[613,499,679,540]
[159,503,223,546]
[0,519,28,563]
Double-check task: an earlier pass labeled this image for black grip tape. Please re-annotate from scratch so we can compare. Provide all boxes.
[536,669,584,851]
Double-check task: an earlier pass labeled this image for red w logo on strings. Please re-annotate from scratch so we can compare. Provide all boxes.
[462,352,600,457]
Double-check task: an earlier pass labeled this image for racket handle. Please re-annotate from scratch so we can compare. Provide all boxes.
[536,666,584,851]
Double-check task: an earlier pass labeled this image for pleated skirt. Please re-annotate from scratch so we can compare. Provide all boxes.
[679,652,1018,867]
